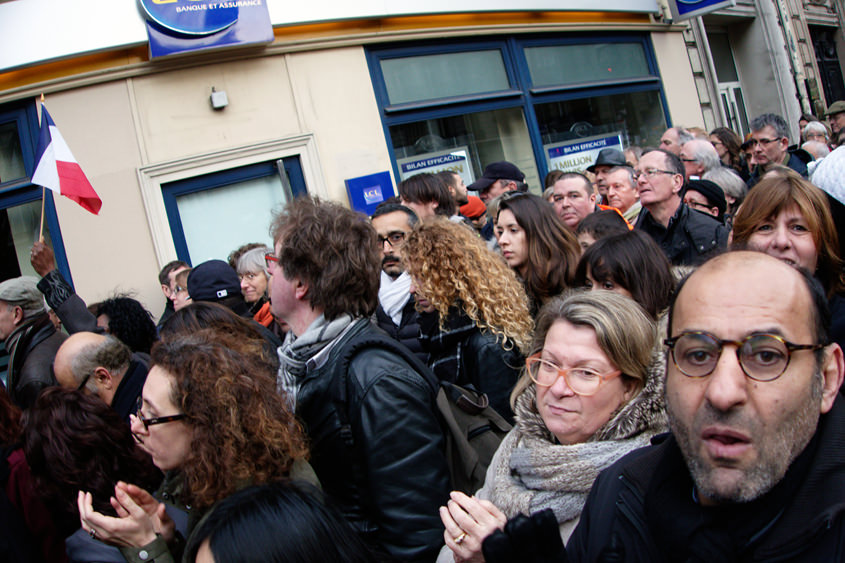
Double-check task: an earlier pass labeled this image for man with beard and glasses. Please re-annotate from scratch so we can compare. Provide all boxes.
[565,251,845,562]
[370,203,426,362]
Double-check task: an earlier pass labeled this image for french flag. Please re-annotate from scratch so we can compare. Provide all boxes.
[31,103,102,215]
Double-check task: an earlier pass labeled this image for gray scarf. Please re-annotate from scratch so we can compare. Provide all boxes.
[487,383,660,525]
[276,314,354,403]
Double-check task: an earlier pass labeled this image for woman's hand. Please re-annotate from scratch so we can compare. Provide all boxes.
[439,491,507,563]
[77,485,158,548]
[111,482,176,544]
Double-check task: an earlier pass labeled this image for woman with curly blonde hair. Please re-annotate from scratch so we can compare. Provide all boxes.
[404,219,533,421]
[77,327,315,560]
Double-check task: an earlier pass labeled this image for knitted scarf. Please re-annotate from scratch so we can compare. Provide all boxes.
[487,383,656,525]
[276,313,354,403]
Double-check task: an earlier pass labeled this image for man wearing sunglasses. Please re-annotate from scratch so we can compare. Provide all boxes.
[567,251,845,561]
[746,113,812,187]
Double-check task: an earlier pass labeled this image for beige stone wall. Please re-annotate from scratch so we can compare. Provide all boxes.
[48,46,393,319]
[651,29,706,130]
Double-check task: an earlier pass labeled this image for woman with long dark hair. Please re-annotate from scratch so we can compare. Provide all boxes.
[496,193,580,316]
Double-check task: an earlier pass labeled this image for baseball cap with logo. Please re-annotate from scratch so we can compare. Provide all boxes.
[187,260,243,302]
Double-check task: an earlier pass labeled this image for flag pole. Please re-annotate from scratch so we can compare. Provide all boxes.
[37,93,45,242]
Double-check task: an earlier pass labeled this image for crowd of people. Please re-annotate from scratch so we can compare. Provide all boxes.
[2,104,845,562]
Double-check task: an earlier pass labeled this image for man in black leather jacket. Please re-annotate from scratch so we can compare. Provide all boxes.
[634,148,728,266]
[270,196,450,562]
[567,252,845,562]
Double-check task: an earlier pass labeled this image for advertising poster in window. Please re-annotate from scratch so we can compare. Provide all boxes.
[544,134,624,174]
[397,148,475,186]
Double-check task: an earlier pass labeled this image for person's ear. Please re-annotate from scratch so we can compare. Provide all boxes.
[94,367,114,390]
[820,343,844,414]
[11,306,24,325]
[294,279,309,301]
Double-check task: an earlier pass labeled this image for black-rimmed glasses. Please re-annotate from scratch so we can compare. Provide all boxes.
[377,231,407,248]
[77,372,93,391]
[664,331,824,382]
[133,396,187,430]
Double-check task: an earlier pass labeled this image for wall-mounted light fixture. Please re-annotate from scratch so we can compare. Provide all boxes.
[210,87,228,110]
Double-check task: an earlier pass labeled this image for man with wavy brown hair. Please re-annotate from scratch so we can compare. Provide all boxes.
[269,196,450,562]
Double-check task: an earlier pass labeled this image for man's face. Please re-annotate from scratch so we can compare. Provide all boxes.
[750,125,788,169]
[666,256,838,505]
[683,189,718,218]
[163,267,189,299]
[605,169,638,213]
[552,177,596,230]
[480,179,515,204]
[593,165,613,198]
[0,302,21,342]
[449,173,469,205]
[635,151,682,209]
[679,144,703,179]
[830,112,845,135]
[660,128,682,155]
[268,241,299,323]
[371,211,412,280]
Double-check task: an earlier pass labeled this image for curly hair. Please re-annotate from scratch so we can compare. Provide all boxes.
[270,197,380,320]
[22,388,161,536]
[731,172,845,297]
[151,329,309,509]
[403,219,533,354]
[97,295,157,354]
[496,193,580,312]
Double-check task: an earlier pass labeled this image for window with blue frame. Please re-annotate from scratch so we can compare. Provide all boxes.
[161,156,307,266]
[367,34,669,190]
[0,102,70,284]
[0,101,71,384]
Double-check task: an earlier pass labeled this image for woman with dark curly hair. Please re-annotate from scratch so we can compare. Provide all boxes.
[404,219,533,421]
[95,296,157,355]
[23,388,163,562]
[496,193,580,316]
[77,328,314,561]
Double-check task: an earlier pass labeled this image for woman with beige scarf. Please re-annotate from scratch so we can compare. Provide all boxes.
[437,290,667,563]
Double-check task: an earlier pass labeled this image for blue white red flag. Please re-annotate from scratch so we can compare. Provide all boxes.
[31,103,102,215]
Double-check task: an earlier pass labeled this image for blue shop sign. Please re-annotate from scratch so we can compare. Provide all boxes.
[138,0,273,58]
[668,0,735,21]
